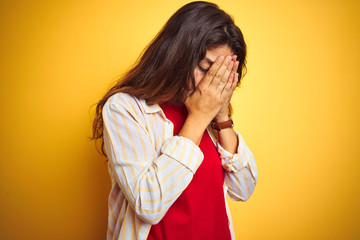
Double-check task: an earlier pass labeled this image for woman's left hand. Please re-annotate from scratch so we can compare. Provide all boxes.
[214,55,239,122]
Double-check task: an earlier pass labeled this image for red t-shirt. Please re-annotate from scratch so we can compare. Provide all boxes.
[147,103,231,240]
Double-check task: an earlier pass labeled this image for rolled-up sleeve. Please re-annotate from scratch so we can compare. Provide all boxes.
[217,130,258,202]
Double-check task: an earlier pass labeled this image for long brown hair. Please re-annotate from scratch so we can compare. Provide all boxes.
[91,1,247,156]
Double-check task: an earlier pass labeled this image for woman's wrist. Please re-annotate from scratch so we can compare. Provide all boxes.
[214,115,231,123]
[178,113,211,145]
[211,117,233,131]
[217,128,238,154]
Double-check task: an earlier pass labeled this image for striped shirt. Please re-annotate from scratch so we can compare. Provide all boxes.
[102,92,258,240]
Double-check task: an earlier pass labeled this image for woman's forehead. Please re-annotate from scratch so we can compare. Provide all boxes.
[205,45,234,62]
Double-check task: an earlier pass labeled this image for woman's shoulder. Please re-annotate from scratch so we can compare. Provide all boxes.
[105,92,142,110]
[103,92,160,127]
[105,92,162,114]
[104,92,162,118]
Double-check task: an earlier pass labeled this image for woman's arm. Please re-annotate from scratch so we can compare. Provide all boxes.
[209,127,258,201]
[208,56,258,201]
[224,131,258,201]
[103,95,204,225]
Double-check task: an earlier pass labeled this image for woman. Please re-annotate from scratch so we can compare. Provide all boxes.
[92,1,258,239]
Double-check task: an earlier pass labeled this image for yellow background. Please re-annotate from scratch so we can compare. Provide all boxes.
[0,0,359,239]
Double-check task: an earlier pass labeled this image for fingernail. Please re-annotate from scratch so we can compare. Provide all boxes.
[229,61,234,67]
[219,56,224,62]
[226,56,232,62]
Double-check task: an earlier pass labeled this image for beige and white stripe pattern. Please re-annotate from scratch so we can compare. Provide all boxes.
[102,92,258,240]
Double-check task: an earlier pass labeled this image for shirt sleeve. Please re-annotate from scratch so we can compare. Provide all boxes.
[102,98,203,224]
[217,130,258,201]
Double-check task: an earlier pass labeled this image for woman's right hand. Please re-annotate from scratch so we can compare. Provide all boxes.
[179,55,237,145]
